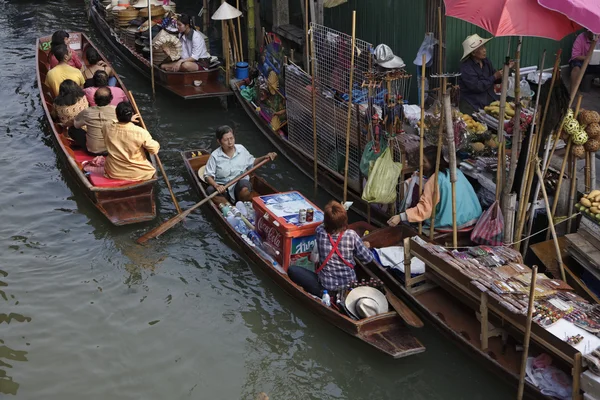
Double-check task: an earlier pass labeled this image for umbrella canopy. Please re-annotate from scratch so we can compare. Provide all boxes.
[444,0,581,40]
[538,0,600,34]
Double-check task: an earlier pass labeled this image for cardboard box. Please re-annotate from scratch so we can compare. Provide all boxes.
[252,191,323,270]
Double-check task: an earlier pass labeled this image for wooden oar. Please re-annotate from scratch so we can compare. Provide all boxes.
[385,290,424,328]
[128,91,182,214]
[136,159,270,244]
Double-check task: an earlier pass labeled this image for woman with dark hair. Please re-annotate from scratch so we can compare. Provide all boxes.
[388,146,482,230]
[204,125,276,201]
[102,102,160,181]
[82,47,115,87]
[288,201,373,296]
[53,79,89,129]
[161,14,211,72]
[45,44,86,96]
[48,30,83,70]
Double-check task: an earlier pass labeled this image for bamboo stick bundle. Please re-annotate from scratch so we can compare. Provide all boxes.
[429,77,446,240]
[418,54,426,235]
[517,266,538,400]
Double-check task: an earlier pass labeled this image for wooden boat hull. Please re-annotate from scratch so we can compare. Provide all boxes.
[359,225,566,399]
[89,4,231,100]
[231,80,392,227]
[181,149,425,358]
[36,32,157,225]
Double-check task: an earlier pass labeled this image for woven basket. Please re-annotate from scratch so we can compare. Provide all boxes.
[138,5,164,18]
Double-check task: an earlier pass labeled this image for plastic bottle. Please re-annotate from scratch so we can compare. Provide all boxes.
[262,241,280,259]
[235,201,248,217]
[248,231,263,247]
[321,290,331,307]
[254,246,286,274]
[218,202,231,217]
[235,217,249,235]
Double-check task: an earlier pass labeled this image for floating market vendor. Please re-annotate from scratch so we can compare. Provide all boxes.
[569,30,600,96]
[458,34,513,114]
[387,146,482,231]
[161,14,211,72]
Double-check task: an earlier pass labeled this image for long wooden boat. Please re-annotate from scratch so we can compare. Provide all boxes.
[231,79,397,228]
[36,32,157,225]
[181,149,425,358]
[88,2,231,101]
[359,225,584,399]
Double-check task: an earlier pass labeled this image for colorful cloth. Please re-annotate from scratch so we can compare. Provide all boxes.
[74,105,116,154]
[204,145,255,200]
[458,57,499,112]
[54,95,89,127]
[45,63,85,96]
[49,49,83,70]
[84,86,128,106]
[103,121,159,181]
[312,225,373,291]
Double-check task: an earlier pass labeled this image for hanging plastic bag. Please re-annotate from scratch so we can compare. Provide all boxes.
[413,33,437,67]
[359,136,388,177]
[470,200,504,246]
[361,147,403,204]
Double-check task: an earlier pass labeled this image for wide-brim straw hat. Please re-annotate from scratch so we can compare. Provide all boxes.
[211,1,242,20]
[374,44,405,69]
[345,287,388,319]
[132,0,163,8]
[197,166,207,183]
[461,34,493,61]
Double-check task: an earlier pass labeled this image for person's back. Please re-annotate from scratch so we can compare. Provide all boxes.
[84,71,126,106]
[103,102,159,181]
[45,44,85,96]
[433,169,482,229]
[53,79,88,127]
[73,87,116,154]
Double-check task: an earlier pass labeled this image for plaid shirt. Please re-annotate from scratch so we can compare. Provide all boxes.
[313,225,374,291]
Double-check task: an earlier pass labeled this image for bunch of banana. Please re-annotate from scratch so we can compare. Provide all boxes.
[462,114,487,134]
[576,190,600,221]
[484,101,516,120]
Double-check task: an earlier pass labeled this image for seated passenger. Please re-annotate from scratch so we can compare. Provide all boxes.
[204,125,277,202]
[82,47,115,88]
[52,79,89,136]
[387,146,482,230]
[288,201,373,297]
[103,102,159,181]
[84,71,127,106]
[161,14,211,72]
[48,30,83,70]
[45,44,85,96]
[72,87,117,155]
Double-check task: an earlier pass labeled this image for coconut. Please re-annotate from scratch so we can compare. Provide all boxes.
[572,144,586,159]
[580,110,600,125]
[471,142,486,152]
[585,138,600,152]
[587,122,600,138]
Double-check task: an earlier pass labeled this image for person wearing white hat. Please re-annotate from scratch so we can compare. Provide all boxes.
[458,34,513,114]
[161,14,210,72]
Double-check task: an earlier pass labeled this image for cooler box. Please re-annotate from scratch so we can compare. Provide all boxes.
[252,191,324,270]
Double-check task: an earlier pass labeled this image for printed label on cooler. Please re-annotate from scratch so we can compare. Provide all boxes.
[256,212,283,263]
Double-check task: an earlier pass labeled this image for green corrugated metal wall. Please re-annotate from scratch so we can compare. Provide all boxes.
[324,0,426,102]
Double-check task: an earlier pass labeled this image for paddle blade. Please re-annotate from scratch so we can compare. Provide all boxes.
[386,291,424,328]
[136,212,188,244]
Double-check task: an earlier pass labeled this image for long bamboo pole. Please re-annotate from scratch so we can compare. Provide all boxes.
[444,90,458,247]
[229,20,239,63]
[304,0,310,72]
[342,10,357,204]
[310,30,318,197]
[496,61,511,200]
[418,54,426,235]
[567,156,577,233]
[517,265,538,400]
[247,0,255,64]
[236,0,243,61]
[148,1,155,98]
[536,161,566,281]
[429,77,446,240]
[437,6,442,77]
[504,38,523,210]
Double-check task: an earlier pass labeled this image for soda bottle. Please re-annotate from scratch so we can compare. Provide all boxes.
[321,290,331,307]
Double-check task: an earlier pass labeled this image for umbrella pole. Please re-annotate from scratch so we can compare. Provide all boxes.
[443,86,458,247]
[517,265,538,400]
[429,77,446,240]
[418,54,426,235]
[310,30,318,197]
[495,61,511,200]
[342,10,357,204]
[148,2,155,98]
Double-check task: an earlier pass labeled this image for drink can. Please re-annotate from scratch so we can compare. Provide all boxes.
[298,208,307,223]
[306,207,314,222]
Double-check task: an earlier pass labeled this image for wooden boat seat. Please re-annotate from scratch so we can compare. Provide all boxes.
[88,172,137,187]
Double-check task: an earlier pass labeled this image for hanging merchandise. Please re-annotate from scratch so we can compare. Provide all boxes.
[470,200,504,246]
[359,135,388,177]
[413,33,437,67]
[361,147,403,204]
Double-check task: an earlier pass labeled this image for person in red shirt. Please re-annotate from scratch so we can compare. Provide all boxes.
[569,30,600,95]
[48,31,83,70]
[83,71,127,106]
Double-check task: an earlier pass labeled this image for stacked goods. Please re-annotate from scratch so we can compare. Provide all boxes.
[575,190,600,222]
[462,113,487,134]
[484,100,515,120]
[117,8,139,28]
[579,110,600,154]
[139,5,165,18]
[504,110,534,135]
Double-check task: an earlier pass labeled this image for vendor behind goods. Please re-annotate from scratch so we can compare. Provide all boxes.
[458,34,514,114]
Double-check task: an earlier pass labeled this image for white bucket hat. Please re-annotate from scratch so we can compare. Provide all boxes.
[461,34,493,61]
[374,44,405,69]
[344,287,388,319]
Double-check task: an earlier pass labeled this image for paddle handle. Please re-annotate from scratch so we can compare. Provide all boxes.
[136,158,270,244]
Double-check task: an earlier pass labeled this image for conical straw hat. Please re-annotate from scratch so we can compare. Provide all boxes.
[211,2,242,20]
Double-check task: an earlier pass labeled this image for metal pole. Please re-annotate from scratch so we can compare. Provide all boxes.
[310,30,318,196]
[148,1,155,98]
[342,10,356,204]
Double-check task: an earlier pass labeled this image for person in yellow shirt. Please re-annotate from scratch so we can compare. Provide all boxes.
[45,44,85,96]
[103,102,159,182]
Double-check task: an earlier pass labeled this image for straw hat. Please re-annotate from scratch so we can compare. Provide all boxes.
[460,34,493,61]
[211,1,242,20]
[197,166,207,183]
[132,0,163,8]
[344,287,388,319]
[374,44,405,69]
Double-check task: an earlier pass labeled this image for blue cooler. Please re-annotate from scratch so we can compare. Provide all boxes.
[235,62,249,79]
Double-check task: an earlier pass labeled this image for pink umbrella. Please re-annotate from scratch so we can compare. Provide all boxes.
[444,0,581,40]
[538,0,600,34]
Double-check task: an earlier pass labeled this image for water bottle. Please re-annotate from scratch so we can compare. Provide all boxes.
[254,246,285,274]
[235,201,248,217]
[244,201,255,222]
[226,214,238,228]
[248,231,263,247]
[218,202,231,217]
[262,242,280,258]
[235,217,249,235]
[321,290,331,307]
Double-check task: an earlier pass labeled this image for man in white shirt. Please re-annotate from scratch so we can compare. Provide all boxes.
[162,14,210,72]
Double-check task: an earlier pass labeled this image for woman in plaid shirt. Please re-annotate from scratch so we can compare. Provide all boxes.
[288,201,373,297]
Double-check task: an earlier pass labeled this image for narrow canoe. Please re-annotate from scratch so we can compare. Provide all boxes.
[181,149,425,358]
[88,2,231,101]
[36,32,157,225]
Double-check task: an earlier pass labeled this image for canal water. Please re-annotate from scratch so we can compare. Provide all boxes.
[0,0,513,398]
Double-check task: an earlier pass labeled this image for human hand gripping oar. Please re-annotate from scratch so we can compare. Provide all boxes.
[136,159,270,244]
[128,91,182,214]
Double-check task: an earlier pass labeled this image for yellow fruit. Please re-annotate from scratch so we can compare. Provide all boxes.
[505,108,515,117]
[581,197,592,207]
[591,207,600,214]
[490,101,500,107]
[471,142,485,152]
[589,190,600,198]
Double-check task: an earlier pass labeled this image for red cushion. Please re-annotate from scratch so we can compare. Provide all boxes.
[89,172,136,187]
[72,149,94,163]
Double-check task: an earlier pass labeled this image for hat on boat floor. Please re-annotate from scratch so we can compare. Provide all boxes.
[461,34,493,61]
[344,287,388,319]
[374,44,405,69]
[197,166,206,183]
